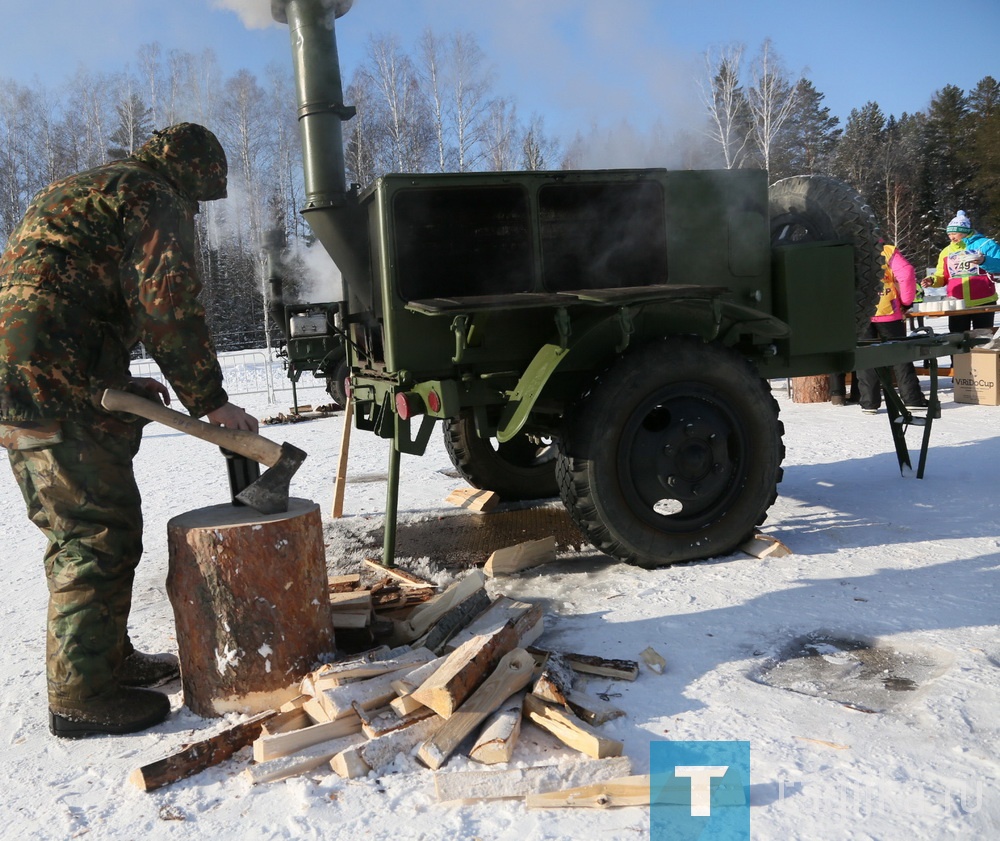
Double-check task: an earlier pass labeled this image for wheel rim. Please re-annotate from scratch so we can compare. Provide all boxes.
[771,213,826,246]
[618,384,747,531]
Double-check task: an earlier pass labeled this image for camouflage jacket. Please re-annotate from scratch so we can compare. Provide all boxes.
[0,123,229,427]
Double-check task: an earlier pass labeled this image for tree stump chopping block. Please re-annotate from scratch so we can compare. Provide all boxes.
[791,375,831,404]
[167,497,335,718]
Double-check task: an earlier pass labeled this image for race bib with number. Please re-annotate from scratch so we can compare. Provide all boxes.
[947,249,981,278]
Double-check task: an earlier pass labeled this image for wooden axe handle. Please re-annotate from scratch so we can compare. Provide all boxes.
[101,389,284,467]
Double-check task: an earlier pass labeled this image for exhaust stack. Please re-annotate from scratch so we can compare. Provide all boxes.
[272,0,354,206]
[272,0,369,306]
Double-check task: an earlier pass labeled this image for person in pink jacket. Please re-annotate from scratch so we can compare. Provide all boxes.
[857,242,928,414]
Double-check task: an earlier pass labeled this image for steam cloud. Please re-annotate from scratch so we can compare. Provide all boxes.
[286,240,344,304]
[210,0,275,30]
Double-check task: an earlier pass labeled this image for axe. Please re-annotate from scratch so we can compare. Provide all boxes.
[101,389,306,515]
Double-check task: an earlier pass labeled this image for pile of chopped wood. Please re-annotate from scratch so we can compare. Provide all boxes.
[261,404,342,425]
[130,565,650,807]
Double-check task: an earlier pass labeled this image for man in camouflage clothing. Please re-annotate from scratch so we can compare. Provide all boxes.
[0,123,258,737]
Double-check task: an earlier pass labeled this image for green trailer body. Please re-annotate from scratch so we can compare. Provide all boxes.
[269,0,982,568]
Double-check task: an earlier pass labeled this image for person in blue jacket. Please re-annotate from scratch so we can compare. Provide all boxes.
[922,211,1000,331]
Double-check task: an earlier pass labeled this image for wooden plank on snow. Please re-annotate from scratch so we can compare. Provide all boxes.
[528,647,639,681]
[483,536,557,577]
[309,647,435,690]
[416,648,535,770]
[446,596,544,653]
[525,775,652,809]
[328,573,362,592]
[522,694,623,759]
[362,559,436,590]
[244,732,365,785]
[390,569,487,645]
[445,487,499,513]
[315,665,425,720]
[468,691,525,765]
[740,531,791,559]
[419,588,493,654]
[331,713,445,779]
[434,755,633,804]
[253,712,362,762]
[410,623,518,719]
[129,710,278,792]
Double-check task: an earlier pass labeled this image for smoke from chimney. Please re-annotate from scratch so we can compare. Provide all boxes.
[209,0,274,30]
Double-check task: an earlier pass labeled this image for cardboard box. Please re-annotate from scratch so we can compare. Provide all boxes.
[953,348,1000,405]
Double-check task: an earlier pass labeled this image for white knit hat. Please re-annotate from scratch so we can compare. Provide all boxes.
[946,210,972,234]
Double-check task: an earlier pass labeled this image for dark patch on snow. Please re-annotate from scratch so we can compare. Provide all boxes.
[752,631,949,713]
[326,502,590,569]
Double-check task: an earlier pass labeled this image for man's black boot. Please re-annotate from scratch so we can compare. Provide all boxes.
[118,650,180,688]
[49,687,171,738]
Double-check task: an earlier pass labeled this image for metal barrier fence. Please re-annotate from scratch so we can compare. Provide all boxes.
[130,349,314,403]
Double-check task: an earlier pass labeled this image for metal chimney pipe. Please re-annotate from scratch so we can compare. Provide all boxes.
[272,0,355,208]
[272,0,370,314]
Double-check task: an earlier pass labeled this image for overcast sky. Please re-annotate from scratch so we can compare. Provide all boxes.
[3,0,998,145]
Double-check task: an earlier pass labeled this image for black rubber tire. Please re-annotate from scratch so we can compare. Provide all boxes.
[769,174,883,336]
[324,351,350,407]
[444,412,559,501]
[556,337,784,568]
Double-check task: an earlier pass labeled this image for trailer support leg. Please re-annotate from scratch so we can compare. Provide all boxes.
[877,361,939,479]
[381,444,400,569]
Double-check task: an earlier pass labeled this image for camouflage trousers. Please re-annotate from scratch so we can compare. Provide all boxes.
[5,420,144,704]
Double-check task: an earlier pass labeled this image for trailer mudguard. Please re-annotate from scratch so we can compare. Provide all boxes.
[497,299,790,442]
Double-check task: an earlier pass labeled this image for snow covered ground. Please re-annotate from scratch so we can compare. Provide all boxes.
[2,357,999,840]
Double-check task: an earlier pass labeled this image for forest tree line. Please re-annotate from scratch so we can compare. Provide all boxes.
[1,33,998,349]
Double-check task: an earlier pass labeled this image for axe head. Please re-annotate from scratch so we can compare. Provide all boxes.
[235,442,307,514]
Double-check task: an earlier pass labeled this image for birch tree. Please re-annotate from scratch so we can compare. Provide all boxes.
[700,44,751,169]
[521,114,557,171]
[448,32,493,171]
[485,96,518,171]
[344,71,380,188]
[107,78,154,159]
[746,39,798,173]
[419,29,448,172]
[369,34,432,172]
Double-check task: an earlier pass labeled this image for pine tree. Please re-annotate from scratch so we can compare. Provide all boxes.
[922,84,974,226]
[831,101,887,201]
[777,78,841,178]
[969,76,1000,232]
[107,91,154,160]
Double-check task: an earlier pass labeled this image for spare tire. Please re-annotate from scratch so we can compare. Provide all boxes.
[769,175,882,335]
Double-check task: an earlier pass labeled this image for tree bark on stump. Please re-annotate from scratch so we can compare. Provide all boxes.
[167,497,335,717]
[791,375,831,403]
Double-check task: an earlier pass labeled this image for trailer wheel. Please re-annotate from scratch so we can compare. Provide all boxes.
[444,412,559,501]
[324,352,350,407]
[769,174,882,335]
[557,337,784,568]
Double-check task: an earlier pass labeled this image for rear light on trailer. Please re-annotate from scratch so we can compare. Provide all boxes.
[395,391,424,420]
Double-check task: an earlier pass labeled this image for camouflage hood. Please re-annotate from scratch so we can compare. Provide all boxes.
[132,123,228,202]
